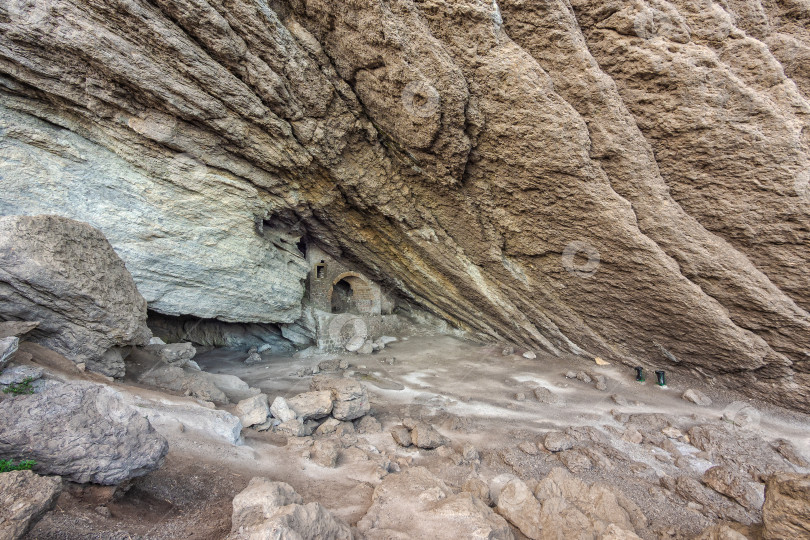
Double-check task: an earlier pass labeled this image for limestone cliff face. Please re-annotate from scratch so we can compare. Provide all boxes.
[0,0,808,408]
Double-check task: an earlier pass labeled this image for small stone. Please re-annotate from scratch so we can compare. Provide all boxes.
[338,359,349,369]
[662,427,683,439]
[345,335,365,352]
[515,392,526,401]
[391,425,412,447]
[559,449,593,474]
[355,415,382,434]
[622,428,643,444]
[611,394,629,406]
[533,386,561,404]
[311,439,340,468]
[357,340,374,355]
[522,350,536,359]
[276,418,307,437]
[94,505,111,518]
[519,441,539,455]
[315,418,341,435]
[462,443,479,463]
[244,352,264,365]
[402,417,417,430]
[411,423,448,449]
[269,396,296,423]
[502,346,515,356]
[544,431,575,452]
[296,367,313,377]
[565,371,577,379]
[576,371,592,384]
[682,388,712,406]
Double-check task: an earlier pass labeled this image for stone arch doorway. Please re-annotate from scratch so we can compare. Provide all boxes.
[329,273,375,315]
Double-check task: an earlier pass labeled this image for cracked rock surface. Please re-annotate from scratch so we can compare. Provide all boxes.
[0,0,808,409]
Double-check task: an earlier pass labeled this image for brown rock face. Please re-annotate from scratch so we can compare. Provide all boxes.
[0,1,808,408]
[762,473,810,539]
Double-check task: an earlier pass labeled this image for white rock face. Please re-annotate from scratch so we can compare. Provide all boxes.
[125,393,243,446]
[0,105,308,324]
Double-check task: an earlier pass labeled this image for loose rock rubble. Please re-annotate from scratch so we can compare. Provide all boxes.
[391,419,449,449]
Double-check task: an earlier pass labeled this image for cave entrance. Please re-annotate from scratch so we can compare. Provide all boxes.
[329,274,375,315]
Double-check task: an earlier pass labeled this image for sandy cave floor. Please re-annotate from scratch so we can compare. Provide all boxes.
[23,336,810,539]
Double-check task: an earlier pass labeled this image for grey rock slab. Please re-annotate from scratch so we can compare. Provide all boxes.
[124,393,243,445]
[0,215,151,378]
[0,322,39,340]
[0,364,44,385]
[0,382,168,484]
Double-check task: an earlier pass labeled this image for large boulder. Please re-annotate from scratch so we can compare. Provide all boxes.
[532,468,647,539]
[358,467,514,539]
[235,394,270,428]
[226,477,352,539]
[0,470,62,540]
[287,390,334,421]
[763,473,810,539]
[0,215,150,377]
[492,475,543,539]
[0,382,168,484]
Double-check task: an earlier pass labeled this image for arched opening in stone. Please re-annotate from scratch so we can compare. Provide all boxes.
[329,274,375,314]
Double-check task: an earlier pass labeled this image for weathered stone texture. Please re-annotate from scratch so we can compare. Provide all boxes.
[0,0,808,409]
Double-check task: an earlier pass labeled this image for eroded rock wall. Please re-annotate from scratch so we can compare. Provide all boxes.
[0,0,807,408]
